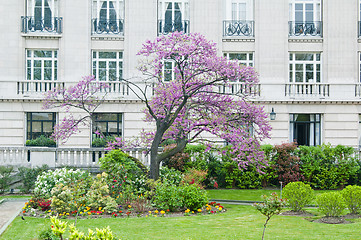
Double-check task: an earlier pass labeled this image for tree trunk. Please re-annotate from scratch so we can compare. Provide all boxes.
[149,147,161,180]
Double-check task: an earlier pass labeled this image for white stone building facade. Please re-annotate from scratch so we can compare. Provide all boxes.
[1,0,361,155]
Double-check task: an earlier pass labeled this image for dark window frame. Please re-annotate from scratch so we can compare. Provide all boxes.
[26,112,56,140]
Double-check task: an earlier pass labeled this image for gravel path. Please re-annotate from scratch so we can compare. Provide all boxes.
[0,199,28,236]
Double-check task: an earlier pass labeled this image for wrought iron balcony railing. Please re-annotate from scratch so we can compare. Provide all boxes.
[288,21,322,37]
[158,20,189,35]
[92,18,124,35]
[223,21,254,37]
[21,16,62,34]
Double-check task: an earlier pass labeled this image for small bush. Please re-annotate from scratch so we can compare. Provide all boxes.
[0,166,14,194]
[153,183,183,211]
[341,185,361,214]
[159,166,183,186]
[316,192,346,217]
[26,135,56,147]
[182,168,207,189]
[181,184,208,210]
[283,181,314,212]
[163,144,190,172]
[34,168,90,198]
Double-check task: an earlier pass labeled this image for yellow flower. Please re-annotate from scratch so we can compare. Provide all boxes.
[88,212,91,215]
[98,207,102,211]
[154,210,159,214]
[148,211,152,214]
[219,207,223,211]
[80,212,83,214]
[66,213,69,215]
[192,211,194,214]
[48,210,52,212]
[197,209,202,212]
[160,210,165,215]
[128,205,131,208]
[185,209,190,213]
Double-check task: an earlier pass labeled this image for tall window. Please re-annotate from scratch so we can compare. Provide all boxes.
[163,60,175,81]
[223,0,254,37]
[289,0,321,36]
[92,0,124,34]
[289,53,321,83]
[224,52,254,67]
[92,51,123,81]
[224,0,253,21]
[290,114,321,146]
[26,50,58,81]
[158,0,189,34]
[26,0,58,30]
[92,113,123,137]
[27,112,56,140]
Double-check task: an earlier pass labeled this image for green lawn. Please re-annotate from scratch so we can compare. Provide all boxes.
[207,189,338,202]
[0,195,29,201]
[1,204,360,240]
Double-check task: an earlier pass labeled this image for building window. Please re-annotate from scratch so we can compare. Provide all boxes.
[92,113,123,137]
[92,0,124,34]
[158,0,189,34]
[223,0,254,37]
[289,53,321,83]
[92,51,123,81]
[26,50,58,81]
[22,0,61,33]
[26,112,56,140]
[163,60,175,81]
[224,52,254,67]
[289,0,322,36]
[290,114,321,146]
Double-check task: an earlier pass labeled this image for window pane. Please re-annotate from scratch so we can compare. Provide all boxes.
[43,122,53,132]
[295,54,313,61]
[34,68,41,80]
[34,60,41,68]
[295,72,303,82]
[44,68,52,80]
[99,52,116,59]
[99,69,106,81]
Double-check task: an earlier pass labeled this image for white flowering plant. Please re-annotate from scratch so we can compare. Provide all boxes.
[34,168,90,198]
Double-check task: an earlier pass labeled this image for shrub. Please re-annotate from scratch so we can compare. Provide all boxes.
[86,172,118,214]
[34,168,90,198]
[163,144,190,172]
[0,166,13,194]
[153,183,183,211]
[18,165,49,193]
[316,192,346,217]
[181,184,208,210]
[182,168,207,189]
[283,181,314,212]
[99,150,148,198]
[273,143,304,184]
[26,135,56,147]
[341,185,361,214]
[159,166,183,186]
[51,183,76,213]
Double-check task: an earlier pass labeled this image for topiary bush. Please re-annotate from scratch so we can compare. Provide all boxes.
[316,192,346,217]
[283,181,314,212]
[341,185,361,214]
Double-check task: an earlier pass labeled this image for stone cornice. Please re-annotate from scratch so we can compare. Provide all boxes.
[288,38,323,43]
[91,36,124,41]
[222,38,255,42]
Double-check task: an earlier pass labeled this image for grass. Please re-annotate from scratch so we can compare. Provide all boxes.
[1,204,361,240]
[207,189,338,203]
[0,195,30,201]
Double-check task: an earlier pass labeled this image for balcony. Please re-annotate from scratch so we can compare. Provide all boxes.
[17,80,65,95]
[288,21,322,37]
[285,83,329,98]
[223,21,254,37]
[158,20,189,35]
[92,18,124,35]
[21,16,62,34]
[217,82,260,97]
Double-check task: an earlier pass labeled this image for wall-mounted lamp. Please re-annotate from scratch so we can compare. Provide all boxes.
[270,108,276,120]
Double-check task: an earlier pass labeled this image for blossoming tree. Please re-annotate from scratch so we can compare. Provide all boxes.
[128,32,271,179]
[43,32,271,180]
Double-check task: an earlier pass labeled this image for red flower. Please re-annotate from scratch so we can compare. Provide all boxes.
[51,225,54,228]
[214,181,218,189]
[190,179,195,184]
